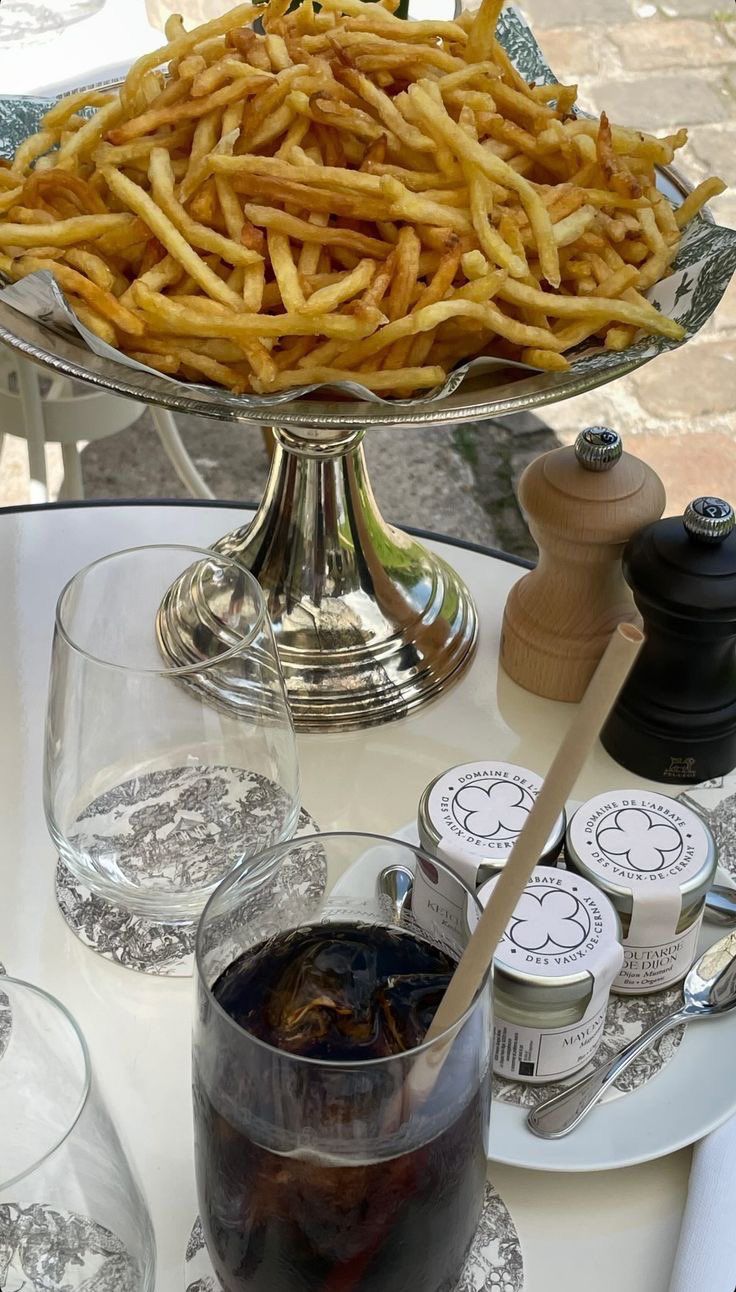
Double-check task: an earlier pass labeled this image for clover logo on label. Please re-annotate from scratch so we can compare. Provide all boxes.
[452,779,533,840]
[596,807,683,873]
[507,887,591,953]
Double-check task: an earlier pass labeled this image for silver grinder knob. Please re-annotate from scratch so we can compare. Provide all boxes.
[574,427,623,473]
[683,497,735,545]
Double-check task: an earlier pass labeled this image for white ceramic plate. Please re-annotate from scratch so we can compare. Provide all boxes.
[345,824,736,1173]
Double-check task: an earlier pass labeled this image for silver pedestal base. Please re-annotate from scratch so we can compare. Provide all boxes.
[157,426,478,732]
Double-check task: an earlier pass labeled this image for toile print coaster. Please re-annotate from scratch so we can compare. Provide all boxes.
[56,771,322,976]
[0,1203,140,1291]
[0,960,10,1063]
[184,1182,524,1292]
[493,984,684,1109]
[678,776,736,886]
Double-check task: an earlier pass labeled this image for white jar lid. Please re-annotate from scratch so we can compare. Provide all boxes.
[418,761,566,885]
[566,790,717,911]
[477,866,623,1004]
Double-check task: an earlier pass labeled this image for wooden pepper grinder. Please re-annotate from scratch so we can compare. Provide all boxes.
[501,426,665,702]
[602,497,736,783]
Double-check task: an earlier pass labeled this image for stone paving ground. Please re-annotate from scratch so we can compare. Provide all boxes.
[0,0,734,558]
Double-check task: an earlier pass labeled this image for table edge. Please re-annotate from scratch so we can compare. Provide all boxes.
[0,498,535,570]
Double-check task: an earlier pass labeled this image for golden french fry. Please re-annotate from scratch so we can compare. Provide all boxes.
[13,254,144,334]
[191,57,257,99]
[0,213,132,248]
[132,281,385,340]
[649,187,681,243]
[302,257,376,314]
[465,0,504,63]
[63,248,116,291]
[467,170,526,276]
[72,300,118,346]
[103,165,247,310]
[267,229,306,311]
[596,111,642,200]
[93,126,194,170]
[121,4,263,109]
[42,89,117,131]
[334,297,564,370]
[215,175,246,242]
[11,131,58,175]
[242,260,266,311]
[110,70,273,145]
[498,276,683,339]
[56,100,126,170]
[252,364,445,392]
[552,205,597,247]
[242,203,392,257]
[386,226,421,321]
[380,174,472,233]
[604,325,637,351]
[675,177,726,228]
[177,347,252,391]
[520,348,570,370]
[461,248,488,280]
[23,170,109,217]
[119,253,182,306]
[388,244,461,367]
[128,349,180,372]
[180,109,221,202]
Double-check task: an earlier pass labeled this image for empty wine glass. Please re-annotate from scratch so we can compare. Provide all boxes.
[44,544,300,923]
[0,976,155,1290]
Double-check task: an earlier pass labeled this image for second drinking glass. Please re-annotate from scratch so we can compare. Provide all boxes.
[0,975,155,1290]
[44,543,300,922]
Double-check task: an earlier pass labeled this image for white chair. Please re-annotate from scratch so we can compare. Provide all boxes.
[0,346,214,503]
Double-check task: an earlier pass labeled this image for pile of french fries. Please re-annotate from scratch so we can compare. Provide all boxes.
[0,0,726,397]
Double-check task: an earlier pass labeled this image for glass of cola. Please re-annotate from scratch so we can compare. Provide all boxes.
[194,832,492,1292]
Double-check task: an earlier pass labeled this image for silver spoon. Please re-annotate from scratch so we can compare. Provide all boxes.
[705,884,736,926]
[527,929,736,1140]
[376,865,413,922]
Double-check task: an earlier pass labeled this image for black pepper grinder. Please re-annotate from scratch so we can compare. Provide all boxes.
[602,496,736,783]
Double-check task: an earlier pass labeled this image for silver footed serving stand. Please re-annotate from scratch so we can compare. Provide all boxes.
[156,421,478,731]
[0,166,694,731]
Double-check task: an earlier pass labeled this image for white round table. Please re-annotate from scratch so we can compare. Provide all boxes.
[0,500,691,1292]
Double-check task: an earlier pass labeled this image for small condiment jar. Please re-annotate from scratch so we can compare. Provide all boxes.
[477,866,623,1084]
[418,757,564,871]
[602,497,736,783]
[412,760,566,946]
[566,790,717,995]
[501,426,665,702]
[418,760,565,880]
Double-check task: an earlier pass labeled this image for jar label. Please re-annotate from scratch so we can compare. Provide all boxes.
[613,915,703,994]
[411,857,477,944]
[567,791,715,984]
[493,1003,608,1082]
[427,762,564,879]
[479,867,623,981]
[568,791,712,889]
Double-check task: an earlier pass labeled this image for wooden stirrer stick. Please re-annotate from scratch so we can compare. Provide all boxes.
[425,622,644,1043]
